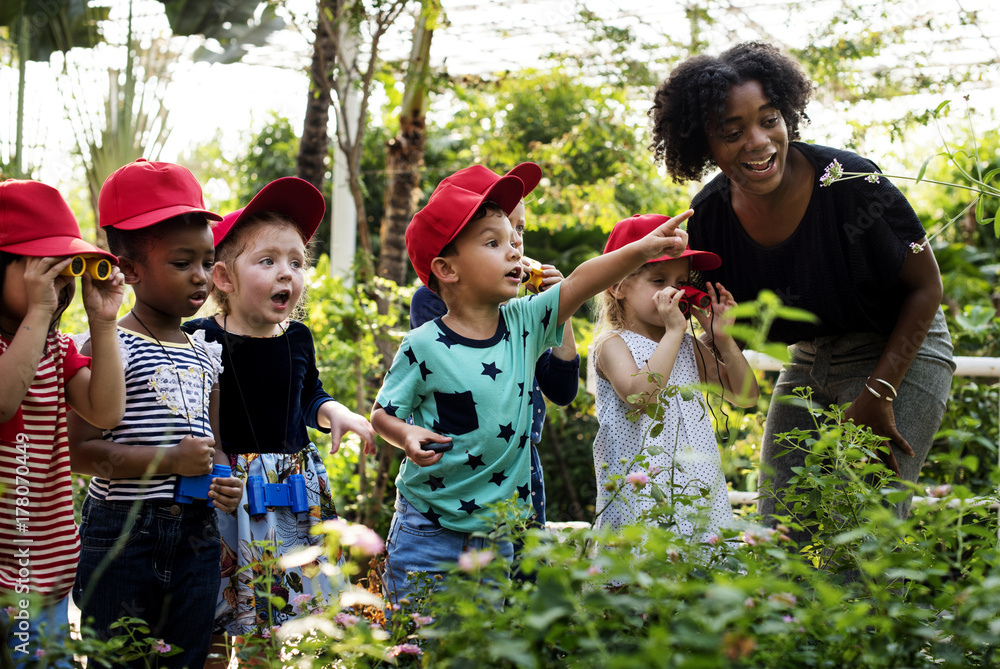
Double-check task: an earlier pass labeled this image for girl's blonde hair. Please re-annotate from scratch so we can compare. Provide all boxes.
[211,211,313,318]
[592,266,643,358]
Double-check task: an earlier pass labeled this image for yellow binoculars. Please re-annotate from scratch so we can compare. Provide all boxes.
[520,257,546,292]
[59,255,113,281]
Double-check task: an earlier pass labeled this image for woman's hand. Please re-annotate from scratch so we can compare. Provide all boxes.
[844,389,914,477]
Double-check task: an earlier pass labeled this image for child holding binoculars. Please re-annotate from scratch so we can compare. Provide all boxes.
[0,179,126,667]
[68,159,243,669]
[591,214,758,541]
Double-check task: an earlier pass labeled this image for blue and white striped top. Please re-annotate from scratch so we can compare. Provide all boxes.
[83,327,223,501]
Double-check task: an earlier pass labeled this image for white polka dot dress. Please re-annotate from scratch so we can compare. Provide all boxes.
[593,330,733,538]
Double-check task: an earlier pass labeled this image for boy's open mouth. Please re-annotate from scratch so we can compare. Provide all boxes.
[743,153,775,172]
[271,290,291,307]
[506,266,523,281]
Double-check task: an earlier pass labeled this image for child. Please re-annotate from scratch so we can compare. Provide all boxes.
[0,179,125,668]
[407,163,579,536]
[68,159,243,669]
[592,214,758,539]
[372,168,692,606]
[181,177,375,654]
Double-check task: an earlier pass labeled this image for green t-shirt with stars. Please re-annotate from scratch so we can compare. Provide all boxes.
[377,284,564,533]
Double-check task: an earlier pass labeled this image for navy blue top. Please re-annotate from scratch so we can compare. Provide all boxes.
[409,285,580,442]
[182,317,332,455]
[690,142,926,344]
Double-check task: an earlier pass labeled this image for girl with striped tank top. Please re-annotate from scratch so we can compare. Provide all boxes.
[68,160,243,669]
[0,180,126,668]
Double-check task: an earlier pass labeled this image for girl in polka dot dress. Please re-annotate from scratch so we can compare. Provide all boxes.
[591,214,758,540]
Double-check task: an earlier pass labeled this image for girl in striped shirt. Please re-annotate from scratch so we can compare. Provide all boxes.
[0,179,126,668]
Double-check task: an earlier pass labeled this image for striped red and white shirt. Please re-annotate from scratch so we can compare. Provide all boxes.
[0,331,90,601]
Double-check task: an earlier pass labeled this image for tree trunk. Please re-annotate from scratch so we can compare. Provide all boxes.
[376,115,426,285]
[297,0,337,191]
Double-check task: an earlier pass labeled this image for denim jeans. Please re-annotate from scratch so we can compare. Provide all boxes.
[73,496,221,669]
[1,593,73,668]
[382,493,514,607]
[758,309,955,544]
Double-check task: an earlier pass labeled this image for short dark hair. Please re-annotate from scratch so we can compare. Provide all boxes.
[426,201,505,294]
[649,42,813,182]
[105,213,210,262]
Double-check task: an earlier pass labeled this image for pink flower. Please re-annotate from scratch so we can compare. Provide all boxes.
[705,533,721,546]
[782,615,795,623]
[458,549,495,572]
[587,563,602,576]
[647,465,662,478]
[387,643,422,659]
[151,639,171,654]
[322,519,385,556]
[411,613,434,627]
[625,472,650,489]
[34,649,46,658]
[744,597,755,609]
[291,593,313,615]
[928,484,952,498]
[334,613,360,627]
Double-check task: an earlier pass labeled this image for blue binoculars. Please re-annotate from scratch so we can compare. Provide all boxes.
[246,474,309,516]
[175,464,231,507]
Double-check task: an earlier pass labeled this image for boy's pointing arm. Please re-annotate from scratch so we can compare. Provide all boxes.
[555,210,692,325]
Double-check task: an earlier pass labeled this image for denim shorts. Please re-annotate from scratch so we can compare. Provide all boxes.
[72,496,221,669]
[382,493,514,607]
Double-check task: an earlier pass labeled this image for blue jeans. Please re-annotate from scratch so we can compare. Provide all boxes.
[72,496,221,669]
[382,493,514,607]
[2,593,73,668]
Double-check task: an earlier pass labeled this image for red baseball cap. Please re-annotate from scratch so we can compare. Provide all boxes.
[0,180,117,262]
[99,159,222,230]
[213,177,325,247]
[604,213,720,270]
[439,162,542,198]
[406,174,526,288]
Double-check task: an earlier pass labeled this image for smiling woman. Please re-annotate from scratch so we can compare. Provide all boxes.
[648,42,956,551]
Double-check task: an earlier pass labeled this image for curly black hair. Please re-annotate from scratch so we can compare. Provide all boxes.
[649,42,813,182]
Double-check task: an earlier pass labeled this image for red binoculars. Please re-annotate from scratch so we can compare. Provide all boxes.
[678,286,711,316]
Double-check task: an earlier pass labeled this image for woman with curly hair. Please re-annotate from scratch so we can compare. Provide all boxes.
[649,42,954,544]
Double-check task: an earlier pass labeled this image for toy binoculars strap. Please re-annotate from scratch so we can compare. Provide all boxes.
[59,255,113,280]
[678,286,711,316]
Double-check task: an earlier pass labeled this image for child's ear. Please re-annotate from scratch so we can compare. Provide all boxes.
[430,257,459,286]
[117,257,140,285]
[608,283,624,300]
[212,261,235,293]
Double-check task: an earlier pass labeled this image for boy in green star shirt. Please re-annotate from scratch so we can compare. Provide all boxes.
[372,165,691,606]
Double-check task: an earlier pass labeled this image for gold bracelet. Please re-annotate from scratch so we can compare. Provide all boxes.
[872,378,898,399]
[865,383,893,402]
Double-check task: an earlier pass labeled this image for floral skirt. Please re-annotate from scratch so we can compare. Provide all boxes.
[215,445,346,636]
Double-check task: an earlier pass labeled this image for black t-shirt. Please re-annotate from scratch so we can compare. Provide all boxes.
[181,318,333,455]
[689,142,927,344]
